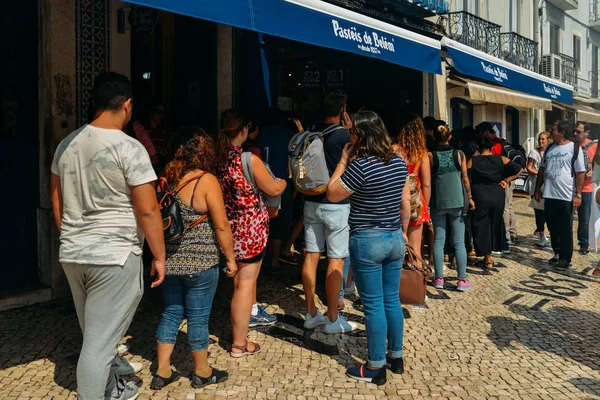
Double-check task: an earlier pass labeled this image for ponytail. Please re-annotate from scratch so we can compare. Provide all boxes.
[216,109,249,167]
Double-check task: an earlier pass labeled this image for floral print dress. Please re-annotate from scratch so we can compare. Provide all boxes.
[217,145,269,261]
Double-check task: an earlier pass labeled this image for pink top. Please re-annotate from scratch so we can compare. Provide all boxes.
[133,121,157,157]
[217,146,269,260]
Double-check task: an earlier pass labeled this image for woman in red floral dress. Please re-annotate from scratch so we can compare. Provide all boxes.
[216,109,287,357]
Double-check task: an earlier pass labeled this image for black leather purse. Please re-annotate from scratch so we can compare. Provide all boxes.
[157,172,207,242]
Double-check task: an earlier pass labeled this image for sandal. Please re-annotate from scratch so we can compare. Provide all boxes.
[230,340,262,358]
[150,369,181,390]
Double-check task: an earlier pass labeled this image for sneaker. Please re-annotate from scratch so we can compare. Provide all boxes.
[432,278,444,289]
[548,254,559,266]
[502,249,511,255]
[113,378,139,400]
[346,364,386,385]
[344,281,357,296]
[278,252,298,266]
[492,251,502,256]
[537,235,547,248]
[386,356,404,374]
[190,368,229,388]
[579,246,590,255]
[337,300,345,311]
[456,279,473,292]
[555,259,570,271]
[249,309,277,327]
[303,311,327,329]
[150,369,181,390]
[112,356,142,376]
[323,314,357,334]
[117,343,129,356]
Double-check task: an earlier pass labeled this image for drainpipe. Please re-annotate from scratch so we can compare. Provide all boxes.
[533,0,543,134]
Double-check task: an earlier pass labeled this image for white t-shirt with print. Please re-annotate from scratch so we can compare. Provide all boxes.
[541,142,586,202]
[51,124,157,265]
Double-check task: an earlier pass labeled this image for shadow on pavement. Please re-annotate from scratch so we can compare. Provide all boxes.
[487,304,600,375]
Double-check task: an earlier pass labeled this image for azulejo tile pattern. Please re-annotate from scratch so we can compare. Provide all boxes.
[0,198,599,399]
[75,0,110,126]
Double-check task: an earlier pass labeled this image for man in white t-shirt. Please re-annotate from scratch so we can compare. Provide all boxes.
[50,72,166,400]
[534,121,586,270]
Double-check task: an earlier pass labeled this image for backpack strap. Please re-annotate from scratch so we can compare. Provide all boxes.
[241,152,259,195]
[318,124,345,138]
[583,141,595,151]
[190,173,206,210]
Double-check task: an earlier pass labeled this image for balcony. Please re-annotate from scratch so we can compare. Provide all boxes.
[447,11,501,58]
[500,32,538,72]
[560,53,578,89]
[591,2,600,32]
[591,71,600,99]
[546,0,578,11]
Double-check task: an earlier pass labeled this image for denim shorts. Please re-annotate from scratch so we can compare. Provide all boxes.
[303,201,350,259]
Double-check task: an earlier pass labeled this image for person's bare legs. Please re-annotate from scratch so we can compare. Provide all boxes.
[156,343,175,378]
[231,261,262,352]
[326,258,345,322]
[252,282,257,308]
[408,224,424,268]
[284,219,304,255]
[302,252,321,317]
[271,239,283,267]
[192,350,211,378]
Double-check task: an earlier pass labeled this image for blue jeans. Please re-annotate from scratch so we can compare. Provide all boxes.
[156,266,219,352]
[578,192,592,247]
[350,229,405,368]
[432,209,467,280]
[339,256,351,302]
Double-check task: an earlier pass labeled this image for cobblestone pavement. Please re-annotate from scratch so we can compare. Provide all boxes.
[1,198,600,400]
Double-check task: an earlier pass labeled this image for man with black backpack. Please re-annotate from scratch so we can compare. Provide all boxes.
[573,121,597,255]
[534,121,586,270]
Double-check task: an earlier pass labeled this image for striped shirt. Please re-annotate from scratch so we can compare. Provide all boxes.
[339,155,408,232]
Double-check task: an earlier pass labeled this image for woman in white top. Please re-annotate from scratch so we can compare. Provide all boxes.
[526,132,551,247]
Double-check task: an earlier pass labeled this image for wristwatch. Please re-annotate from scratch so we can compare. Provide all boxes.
[574,193,582,198]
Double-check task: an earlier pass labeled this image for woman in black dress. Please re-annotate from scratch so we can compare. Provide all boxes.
[468,136,521,269]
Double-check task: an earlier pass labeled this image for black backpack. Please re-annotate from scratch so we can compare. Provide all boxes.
[500,139,526,169]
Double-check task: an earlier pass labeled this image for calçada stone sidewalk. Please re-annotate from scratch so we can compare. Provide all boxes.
[1,197,599,399]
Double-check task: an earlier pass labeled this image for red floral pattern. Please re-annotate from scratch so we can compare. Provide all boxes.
[407,163,431,226]
[217,146,269,261]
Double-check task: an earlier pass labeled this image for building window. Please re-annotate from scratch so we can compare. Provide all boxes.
[549,23,560,54]
[573,35,581,71]
[463,0,479,15]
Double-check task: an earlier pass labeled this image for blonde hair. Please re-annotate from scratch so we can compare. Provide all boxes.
[394,115,427,164]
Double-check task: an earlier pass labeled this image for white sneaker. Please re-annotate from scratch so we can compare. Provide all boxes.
[323,314,357,334]
[303,311,327,329]
[491,251,502,256]
[112,356,143,376]
[537,235,547,248]
[344,281,357,295]
[117,343,129,356]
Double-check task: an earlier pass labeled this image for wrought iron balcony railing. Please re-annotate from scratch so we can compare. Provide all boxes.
[500,32,538,72]
[560,53,578,89]
[590,70,600,98]
[447,11,501,58]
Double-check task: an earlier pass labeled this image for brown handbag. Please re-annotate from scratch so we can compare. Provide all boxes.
[399,245,432,305]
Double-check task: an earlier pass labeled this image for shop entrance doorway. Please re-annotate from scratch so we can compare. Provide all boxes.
[0,0,39,292]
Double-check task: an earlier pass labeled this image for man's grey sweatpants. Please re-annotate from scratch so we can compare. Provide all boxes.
[62,252,144,399]
[504,181,517,241]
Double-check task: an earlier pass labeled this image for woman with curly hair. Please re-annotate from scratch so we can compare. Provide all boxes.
[216,109,286,358]
[393,115,432,265]
[152,127,237,390]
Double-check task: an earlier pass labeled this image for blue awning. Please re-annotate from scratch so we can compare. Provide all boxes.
[123,0,442,75]
[442,38,574,105]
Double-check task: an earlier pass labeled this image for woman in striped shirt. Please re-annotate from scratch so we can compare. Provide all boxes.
[327,111,411,386]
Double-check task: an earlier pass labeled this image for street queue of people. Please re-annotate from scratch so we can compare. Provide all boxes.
[50,72,599,399]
